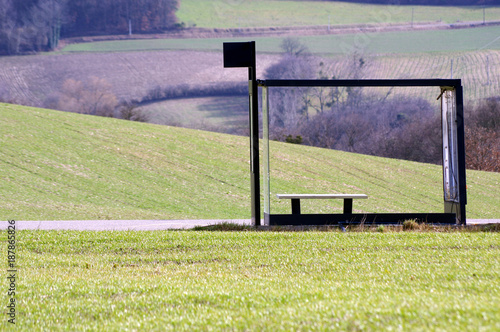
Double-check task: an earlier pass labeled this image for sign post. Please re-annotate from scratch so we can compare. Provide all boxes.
[223,41,261,226]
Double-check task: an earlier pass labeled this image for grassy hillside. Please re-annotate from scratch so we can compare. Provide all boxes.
[177,0,500,28]
[1,103,499,221]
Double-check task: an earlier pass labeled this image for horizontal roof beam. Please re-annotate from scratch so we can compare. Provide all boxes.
[258,79,462,88]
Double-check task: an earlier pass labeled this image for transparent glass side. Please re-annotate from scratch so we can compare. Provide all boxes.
[441,88,459,202]
[262,86,271,220]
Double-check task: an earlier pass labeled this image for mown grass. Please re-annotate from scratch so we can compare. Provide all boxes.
[142,95,249,132]
[1,103,499,221]
[60,25,500,54]
[4,230,499,330]
[177,0,500,28]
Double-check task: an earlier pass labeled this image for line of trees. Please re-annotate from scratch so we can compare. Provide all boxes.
[0,0,179,55]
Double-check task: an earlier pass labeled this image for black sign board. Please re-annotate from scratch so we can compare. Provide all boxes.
[223,42,255,68]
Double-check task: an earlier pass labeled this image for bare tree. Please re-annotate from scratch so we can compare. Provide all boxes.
[465,126,500,172]
[306,62,338,114]
[21,0,68,50]
[57,77,117,117]
[1,1,24,55]
[301,94,442,163]
[265,38,314,137]
[118,100,148,122]
[280,37,309,56]
[465,98,500,171]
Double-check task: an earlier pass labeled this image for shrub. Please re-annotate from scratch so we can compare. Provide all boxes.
[57,77,117,117]
[402,219,418,231]
[465,98,500,172]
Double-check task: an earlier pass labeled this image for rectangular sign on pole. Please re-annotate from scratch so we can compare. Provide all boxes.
[223,41,260,226]
[223,42,255,68]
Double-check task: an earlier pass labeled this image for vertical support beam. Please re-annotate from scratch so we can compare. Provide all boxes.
[262,86,271,226]
[441,85,467,225]
[248,42,261,226]
[291,199,301,214]
[456,84,467,225]
[343,199,353,214]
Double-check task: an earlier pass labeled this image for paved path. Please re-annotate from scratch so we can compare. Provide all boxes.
[4,219,252,231]
[3,219,498,231]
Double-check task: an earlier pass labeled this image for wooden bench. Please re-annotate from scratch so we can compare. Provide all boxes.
[276,194,368,214]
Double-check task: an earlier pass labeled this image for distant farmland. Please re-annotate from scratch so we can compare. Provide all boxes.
[1,26,499,129]
[61,25,500,54]
[177,0,500,28]
[1,48,497,125]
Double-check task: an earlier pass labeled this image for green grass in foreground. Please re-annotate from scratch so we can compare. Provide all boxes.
[177,0,500,28]
[60,25,500,54]
[1,103,499,220]
[5,230,499,331]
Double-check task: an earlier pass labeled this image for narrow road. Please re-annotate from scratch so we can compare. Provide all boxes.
[3,219,498,231]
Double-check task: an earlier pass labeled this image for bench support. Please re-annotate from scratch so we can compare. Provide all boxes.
[291,199,301,214]
[344,199,353,214]
[278,194,366,215]
[290,198,354,214]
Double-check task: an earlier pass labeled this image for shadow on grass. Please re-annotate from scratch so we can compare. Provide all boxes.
[190,222,500,233]
[190,222,254,231]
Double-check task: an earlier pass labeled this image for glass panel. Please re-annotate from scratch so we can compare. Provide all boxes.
[441,89,459,202]
[262,87,271,218]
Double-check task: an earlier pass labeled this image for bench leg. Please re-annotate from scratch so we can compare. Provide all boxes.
[291,199,301,214]
[344,199,353,214]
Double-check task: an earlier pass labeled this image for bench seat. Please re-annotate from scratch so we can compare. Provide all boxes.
[276,194,368,214]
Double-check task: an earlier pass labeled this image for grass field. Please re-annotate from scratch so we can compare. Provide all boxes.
[1,103,499,221]
[177,0,500,28]
[52,25,500,104]
[141,96,249,132]
[60,25,500,54]
[4,230,499,330]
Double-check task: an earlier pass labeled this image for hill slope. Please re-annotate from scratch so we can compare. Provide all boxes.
[1,103,498,220]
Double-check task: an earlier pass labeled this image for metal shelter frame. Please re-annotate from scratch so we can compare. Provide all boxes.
[260,79,466,226]
[223,41,466,227]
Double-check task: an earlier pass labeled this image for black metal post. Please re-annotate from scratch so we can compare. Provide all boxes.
[223,41,261,226]
[248,42,261,226]
[343,199,353,214]
[291,199,301,215]
[456,84,467,225]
